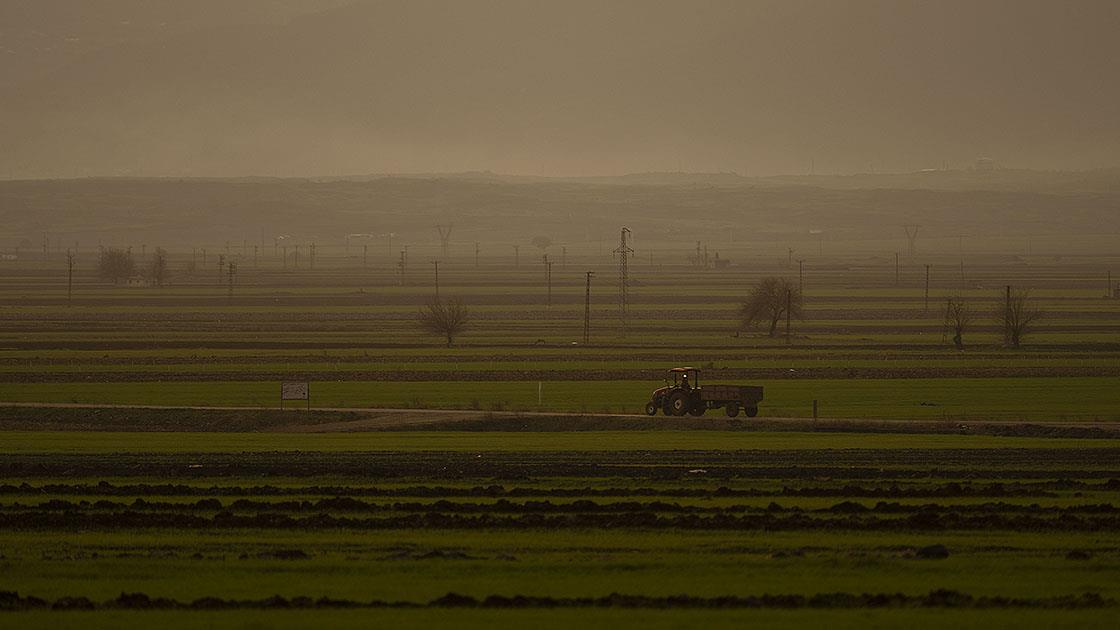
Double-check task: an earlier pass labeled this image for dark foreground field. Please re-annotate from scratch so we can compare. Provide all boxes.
[2,417,1119,628]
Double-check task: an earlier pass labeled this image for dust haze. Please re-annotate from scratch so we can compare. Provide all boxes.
[2,0,1119,179]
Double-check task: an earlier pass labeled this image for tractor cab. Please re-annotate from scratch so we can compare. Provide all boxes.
[666,367,700,390]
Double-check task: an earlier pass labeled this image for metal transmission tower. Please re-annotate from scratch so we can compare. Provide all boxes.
[613,228,634,335]
[904,225,921,258]
[436,225,452,258]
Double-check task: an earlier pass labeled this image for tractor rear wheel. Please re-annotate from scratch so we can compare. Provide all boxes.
[668,391,689,416]
[746,406,759,418]
[725,403,740,418]
[644,401,658,416]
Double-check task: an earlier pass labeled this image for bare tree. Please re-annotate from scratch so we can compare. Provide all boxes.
[739,277,802,337]
[996,288,1042,348]
[149,247,168,287]
[943,296,973,350]
[531,235,553,252]
[417,298,470,347]
[97,247,134,284]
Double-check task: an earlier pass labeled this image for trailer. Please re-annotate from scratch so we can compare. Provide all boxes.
[644,367,763,418]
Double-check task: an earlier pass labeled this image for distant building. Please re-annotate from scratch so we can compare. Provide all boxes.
[974,157,996,171]
[126,277,153,288]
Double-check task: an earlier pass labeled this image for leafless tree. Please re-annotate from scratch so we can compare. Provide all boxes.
[531,235,553,253]
[97,247,134,284]
[739,277,802,337]
[995,288,1042,348]
[149,247,168,287]
[418,298,470,347]
[943,296,973,350]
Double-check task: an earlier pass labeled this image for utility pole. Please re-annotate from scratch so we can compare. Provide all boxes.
[254,245,259,267]
[475,242,480,268]
[894,252,900,286]
[227,261,236,300]
[201,248,207,265]
[309,243,316,269]
[561,246,567,269]
[787,247,794,268]
[545,260,553,307]
[398,250,407,286]
[797,259,804,294]
[1004,285,1012,345]
[218,254,226,285]
[514,245,520,267]
[924,264,931,312]
[583,271,595,344]
[363,244,368,267]
[785,288,792,345]
[66,249,74,306]
[432,260,440,300]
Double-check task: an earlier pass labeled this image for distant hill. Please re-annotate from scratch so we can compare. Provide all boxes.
[2,175,1118,254]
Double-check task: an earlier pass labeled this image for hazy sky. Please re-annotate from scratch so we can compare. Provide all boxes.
[1,0,1118,178]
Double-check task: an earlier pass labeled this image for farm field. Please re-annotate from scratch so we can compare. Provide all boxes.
[1,198,1118,627]
[2,428,1119,628]
[1,248,1118,421]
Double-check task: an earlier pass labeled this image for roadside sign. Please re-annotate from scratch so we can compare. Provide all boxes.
[280,381,310,410]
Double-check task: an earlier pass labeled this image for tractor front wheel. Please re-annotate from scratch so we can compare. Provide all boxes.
[725,402,740,418]
[668,391,689,416]
[644,401,658,416]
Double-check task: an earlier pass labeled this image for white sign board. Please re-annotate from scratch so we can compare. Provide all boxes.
[280,382,310,409]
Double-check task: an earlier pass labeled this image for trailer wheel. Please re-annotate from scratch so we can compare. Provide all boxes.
[746,406,759,418]
[644,401,658,416]
[725,403,740,418]
[668,391,689,416]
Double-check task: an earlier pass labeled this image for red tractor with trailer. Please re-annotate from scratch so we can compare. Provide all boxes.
[645,367,763,418]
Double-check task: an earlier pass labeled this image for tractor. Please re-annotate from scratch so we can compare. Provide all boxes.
[644,367,763,418]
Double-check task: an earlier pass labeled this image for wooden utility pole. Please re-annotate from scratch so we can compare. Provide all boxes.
[894,252,900,286]
[1004,284,1012,345]
[363,244,368,267]
[227,261,236,300]
[66,249,74,306]
[398,250,406,286]
[218,254,226,285]
[797,259,804,294]
[545,260,553,307]
[475,242,480,268]
[785,289,792,345]
[924,264,931,312]
[583,271,594,344]
[514,245,520,267]
[432,260,440,300]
